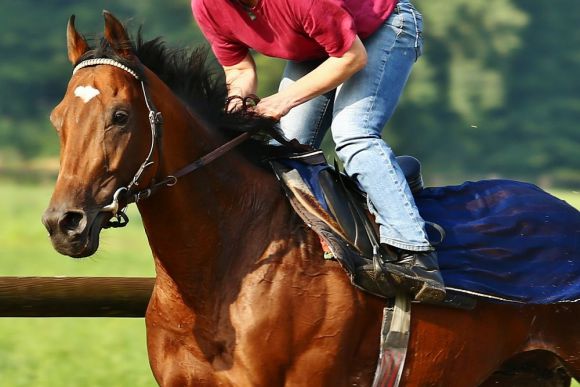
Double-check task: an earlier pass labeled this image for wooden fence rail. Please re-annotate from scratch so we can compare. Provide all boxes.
[0,277,154,317]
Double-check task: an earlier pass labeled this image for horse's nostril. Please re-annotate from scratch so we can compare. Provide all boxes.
[41,212,54,236]
[58,211,85,234]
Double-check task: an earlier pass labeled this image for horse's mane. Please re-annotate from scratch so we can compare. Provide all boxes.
[77,31,302,164]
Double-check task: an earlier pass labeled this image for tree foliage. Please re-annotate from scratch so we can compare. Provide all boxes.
[0,0,577,186]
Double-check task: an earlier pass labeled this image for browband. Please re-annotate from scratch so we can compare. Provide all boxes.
[73,58,140,80]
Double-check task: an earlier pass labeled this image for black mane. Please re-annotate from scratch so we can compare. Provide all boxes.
[77,31,303,163]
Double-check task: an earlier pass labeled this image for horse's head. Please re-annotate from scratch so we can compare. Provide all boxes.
[43,12,159,257]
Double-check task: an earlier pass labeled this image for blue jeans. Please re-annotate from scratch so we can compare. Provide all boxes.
[278,1,430,251]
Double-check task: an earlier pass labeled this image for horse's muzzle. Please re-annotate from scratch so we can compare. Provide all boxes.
[42,207,105,258]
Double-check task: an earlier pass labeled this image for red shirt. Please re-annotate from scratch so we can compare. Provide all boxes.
[191,0,397,66]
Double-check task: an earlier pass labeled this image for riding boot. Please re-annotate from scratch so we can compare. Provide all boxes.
[380,246,446,303]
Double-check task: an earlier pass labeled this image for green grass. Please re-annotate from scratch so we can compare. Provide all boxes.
[0,183,155,277]
[549,188,580,207]
[0,181,156,386]
[0,181,578,386]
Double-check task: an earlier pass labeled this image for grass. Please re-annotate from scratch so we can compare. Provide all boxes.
[0,183,154,277]
[549,189,580,209]
[0,180,578,386]
[0,181,156,386]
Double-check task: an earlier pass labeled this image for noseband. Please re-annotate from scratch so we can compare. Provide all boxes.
[72,58,252,228]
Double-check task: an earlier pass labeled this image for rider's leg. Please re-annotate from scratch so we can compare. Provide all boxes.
[331,1,445,302]
[278,59,333,148]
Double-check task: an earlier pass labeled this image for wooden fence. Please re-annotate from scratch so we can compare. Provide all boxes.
[0,277,154,317]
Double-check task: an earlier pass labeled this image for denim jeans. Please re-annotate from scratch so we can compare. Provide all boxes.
[278,0,431,251]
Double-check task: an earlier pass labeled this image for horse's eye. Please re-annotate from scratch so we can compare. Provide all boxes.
[112,110,129,126]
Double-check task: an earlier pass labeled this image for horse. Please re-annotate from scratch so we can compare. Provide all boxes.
[42,11,580,386]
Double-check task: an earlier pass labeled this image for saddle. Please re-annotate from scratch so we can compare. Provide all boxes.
[270,151,474,310]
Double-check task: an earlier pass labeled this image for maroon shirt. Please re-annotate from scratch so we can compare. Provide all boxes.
[191,0,397,66]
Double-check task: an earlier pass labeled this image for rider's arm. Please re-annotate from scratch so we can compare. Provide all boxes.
[255,36,367,120]
[223,52,258,98]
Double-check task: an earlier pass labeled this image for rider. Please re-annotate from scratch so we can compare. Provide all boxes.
[191,0,446,302]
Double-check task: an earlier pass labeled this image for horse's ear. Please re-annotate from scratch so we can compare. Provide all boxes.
[103,10,132,57]
[67,15,89,65]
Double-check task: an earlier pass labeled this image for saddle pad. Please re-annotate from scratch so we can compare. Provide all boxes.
[415,180,580,304]
[284,157,580,304]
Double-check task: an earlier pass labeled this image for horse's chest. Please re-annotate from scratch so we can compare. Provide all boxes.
[143,265,370,386]
[145,317,286,386]
[145,294,277,385]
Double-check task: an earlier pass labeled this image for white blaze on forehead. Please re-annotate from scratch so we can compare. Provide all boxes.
[74,85,100,103]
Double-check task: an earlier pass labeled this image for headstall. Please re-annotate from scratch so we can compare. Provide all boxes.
[72,58,251,228]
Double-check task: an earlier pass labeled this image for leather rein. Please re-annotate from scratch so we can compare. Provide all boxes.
[72,58,253,228]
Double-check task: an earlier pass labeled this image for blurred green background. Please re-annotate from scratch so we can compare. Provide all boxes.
[1,0,579,186]
[0,0,578,386]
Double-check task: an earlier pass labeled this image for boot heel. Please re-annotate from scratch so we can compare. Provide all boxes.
[414,282,446,303]
[378,249,446,302]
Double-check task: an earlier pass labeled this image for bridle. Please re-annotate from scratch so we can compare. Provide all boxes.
[72,58,252,228]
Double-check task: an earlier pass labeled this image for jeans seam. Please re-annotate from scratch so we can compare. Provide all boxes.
[381,237,431,251]
[409,5,421,61]
[310,96,332,147]
[358,0,405,137]
[409,5,419,49]
[373,138,427,239]
[360,42,390,137]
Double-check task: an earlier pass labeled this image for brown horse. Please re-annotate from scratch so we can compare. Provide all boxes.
[43,12,579,386]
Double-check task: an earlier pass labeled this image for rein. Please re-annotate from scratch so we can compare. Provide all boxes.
[72,58,252,228]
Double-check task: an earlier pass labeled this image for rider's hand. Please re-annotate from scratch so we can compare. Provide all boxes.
[253,92,292,121]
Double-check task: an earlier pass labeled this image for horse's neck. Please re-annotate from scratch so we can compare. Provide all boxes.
[140,161,295,312]
[135,88,297,309]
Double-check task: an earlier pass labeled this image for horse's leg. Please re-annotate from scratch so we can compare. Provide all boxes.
[480,350,572,387]
[281,287,385,387]
[401,303,533,386]
[530,304,580,381]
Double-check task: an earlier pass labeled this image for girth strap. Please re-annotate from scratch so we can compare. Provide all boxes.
[372,293,412,387]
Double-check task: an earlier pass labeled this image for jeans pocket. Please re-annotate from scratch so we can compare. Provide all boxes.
[385,12,404,36]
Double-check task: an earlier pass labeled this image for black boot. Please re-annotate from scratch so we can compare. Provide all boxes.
[380,247,446,303]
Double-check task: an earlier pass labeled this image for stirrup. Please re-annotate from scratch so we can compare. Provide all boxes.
[425,221,446,246]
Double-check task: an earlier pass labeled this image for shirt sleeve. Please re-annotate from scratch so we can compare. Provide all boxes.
[191,0,249,66]
[302,0,357,58]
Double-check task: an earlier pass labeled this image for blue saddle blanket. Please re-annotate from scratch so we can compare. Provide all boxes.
[290,159,580,304]
[414,180,579,304]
